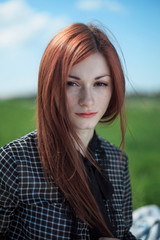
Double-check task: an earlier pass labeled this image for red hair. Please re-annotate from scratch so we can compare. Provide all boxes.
[37,23,126,237]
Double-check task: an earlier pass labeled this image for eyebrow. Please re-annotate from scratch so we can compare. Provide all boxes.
[95,74,111,80]
[68,75,80,80]
[68,74,111,80]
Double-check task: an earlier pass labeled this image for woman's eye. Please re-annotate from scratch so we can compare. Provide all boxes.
[94,82,108,87]
[66,81,78,87]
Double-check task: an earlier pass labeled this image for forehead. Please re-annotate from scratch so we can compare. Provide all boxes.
[69,52,110,79]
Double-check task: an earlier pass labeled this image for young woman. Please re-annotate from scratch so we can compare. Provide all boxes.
[0,23,138,239]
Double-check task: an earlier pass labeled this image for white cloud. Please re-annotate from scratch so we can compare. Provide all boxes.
[76,0,126,13]
[105,1,126,13]
[0,0,71,97]
[76,0,102,10]
[0,0,70,48]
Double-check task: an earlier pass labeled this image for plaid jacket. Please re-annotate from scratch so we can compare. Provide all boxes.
[0,131,137,239]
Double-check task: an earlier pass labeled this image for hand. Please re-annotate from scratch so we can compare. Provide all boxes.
[99,238,120,240]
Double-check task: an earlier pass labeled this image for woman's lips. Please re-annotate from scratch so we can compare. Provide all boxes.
[75,112,97,118]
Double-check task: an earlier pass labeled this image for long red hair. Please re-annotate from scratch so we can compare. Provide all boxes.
[37,23,126,237]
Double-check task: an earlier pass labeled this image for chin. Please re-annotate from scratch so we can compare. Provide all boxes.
[76,125,96,131]
[72,120,99,132]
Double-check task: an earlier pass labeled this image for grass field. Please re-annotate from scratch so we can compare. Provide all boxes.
[0,95,160,210]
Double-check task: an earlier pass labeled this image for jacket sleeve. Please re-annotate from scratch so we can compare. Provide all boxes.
[122,155,140,240]
[0,146,19,237]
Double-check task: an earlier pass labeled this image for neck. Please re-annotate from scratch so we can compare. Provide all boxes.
[76,129,94,149]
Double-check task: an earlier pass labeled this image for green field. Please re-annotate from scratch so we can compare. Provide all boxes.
[0,95,160,210]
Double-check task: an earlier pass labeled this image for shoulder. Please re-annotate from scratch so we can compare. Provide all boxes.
[0,130,37,151]
[95,134,128,171]
[0,131,39,189]
[96,134,127,158]
[95,135,131,195]
[0,131,38,207]
[0,130,38,165]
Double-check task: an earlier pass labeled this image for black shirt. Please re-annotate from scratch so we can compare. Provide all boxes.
[83,132,114,239]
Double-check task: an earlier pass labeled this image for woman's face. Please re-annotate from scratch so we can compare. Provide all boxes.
[66,52,112,135]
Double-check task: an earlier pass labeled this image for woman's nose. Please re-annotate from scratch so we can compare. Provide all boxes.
[79,87,94,107]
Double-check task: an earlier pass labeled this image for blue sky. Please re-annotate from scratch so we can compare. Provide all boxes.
[0,0,160,98]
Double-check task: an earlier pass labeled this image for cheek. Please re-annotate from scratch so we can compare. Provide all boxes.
[66,88,80,105]
[98,93,112,113]
[97,92,112,107]
[66,94,76,112]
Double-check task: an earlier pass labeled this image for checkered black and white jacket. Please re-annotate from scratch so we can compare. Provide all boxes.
[0,131,137,239]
